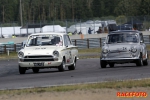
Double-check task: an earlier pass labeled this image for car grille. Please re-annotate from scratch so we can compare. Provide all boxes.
[23,55,54,62]
[107,50,132,58]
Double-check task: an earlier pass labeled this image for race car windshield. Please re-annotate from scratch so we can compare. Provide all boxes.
[107,33,138,44]
[26,34,63,47]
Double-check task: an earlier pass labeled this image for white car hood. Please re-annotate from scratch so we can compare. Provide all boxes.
[22,46,63,56]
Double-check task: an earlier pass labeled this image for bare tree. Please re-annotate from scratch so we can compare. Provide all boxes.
[2,5,4,23]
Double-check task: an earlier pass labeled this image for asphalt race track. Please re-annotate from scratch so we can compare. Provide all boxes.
[0,58,150,90]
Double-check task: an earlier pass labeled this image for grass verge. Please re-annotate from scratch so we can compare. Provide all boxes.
[0,79,150,95]
[78,48,101,54]
[0,52,18,59]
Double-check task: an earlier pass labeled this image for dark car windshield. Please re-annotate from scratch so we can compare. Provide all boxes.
[107,33,138,44]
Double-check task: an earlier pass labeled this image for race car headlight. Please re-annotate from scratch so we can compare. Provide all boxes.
[18,51,24,58]
[102,49,108,54]
[131,47,137,53]
[53,50,59,57]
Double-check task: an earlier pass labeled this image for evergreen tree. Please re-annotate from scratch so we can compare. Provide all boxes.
[0,0,150,23]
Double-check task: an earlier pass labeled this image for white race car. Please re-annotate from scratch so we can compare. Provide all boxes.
[18,32,78,74]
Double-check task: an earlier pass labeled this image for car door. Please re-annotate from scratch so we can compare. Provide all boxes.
[139,33,147,59]
[67,35,78,63]
[64,35,73,64]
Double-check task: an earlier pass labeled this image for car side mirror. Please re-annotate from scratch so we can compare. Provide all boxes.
[21,43,26,49]
[65,45,68,48]
[21,46,24,49]
[102,42,106,46]
[140,40,143,43]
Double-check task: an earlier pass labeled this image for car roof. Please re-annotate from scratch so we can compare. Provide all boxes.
[109,30,141,34]
[29,32,67,36]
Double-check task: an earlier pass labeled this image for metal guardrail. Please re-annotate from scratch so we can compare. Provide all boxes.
[72,38,105,49]
[0,35,150,54]
[0,43,22,54]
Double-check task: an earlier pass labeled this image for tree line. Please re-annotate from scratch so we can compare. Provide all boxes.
[0,0,150,24]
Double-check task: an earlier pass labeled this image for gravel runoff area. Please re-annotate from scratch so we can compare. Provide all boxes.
[0,87,150,100]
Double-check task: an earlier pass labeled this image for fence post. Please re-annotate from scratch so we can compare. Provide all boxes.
[87,39,89,48]
[4,45,6,53]
[100,38,102,47]
[75,40,77,46]
[14,44,16,52]
[149,35,150,44]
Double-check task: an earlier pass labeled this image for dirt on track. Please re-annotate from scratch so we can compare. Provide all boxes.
[0,87,149,100]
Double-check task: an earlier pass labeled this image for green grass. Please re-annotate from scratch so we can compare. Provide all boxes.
[0,79,150,95]
[147,44,150,50]
[78,48,101,54]
[0,52,18,59]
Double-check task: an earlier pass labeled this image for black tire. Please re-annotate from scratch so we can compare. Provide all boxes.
[143,59,148,66]
[109,63,114,68]
[32,68,39,73]
[100,60,107,68]
[68,58,76,70]
[58,59,66,72]
[19,65,26,74]
[136,53,143,66]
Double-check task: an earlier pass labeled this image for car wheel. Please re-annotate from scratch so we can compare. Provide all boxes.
[109,63,114,68]
[68,58,76,70]
[136,53,143,66]
[143,59,148,66]
[19,65,26,74]
[32,68,39,73]
[100,60,107,68]
[58,59,66,72]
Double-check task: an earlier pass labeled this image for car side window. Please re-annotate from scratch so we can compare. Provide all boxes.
[64,36,68,46]
[64,35,72,46]
[67,35,72,45]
